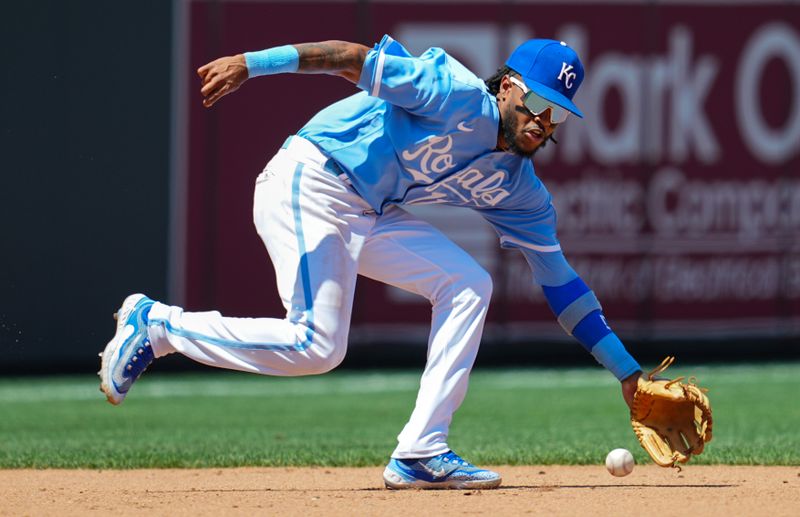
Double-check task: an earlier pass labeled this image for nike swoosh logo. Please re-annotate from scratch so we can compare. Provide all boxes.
[420,465,447,478]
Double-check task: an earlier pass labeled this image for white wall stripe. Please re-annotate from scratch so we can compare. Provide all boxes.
[169,0,191,306]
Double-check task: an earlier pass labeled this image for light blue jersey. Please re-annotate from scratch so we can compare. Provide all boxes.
[298,35,640,381]
[298,35,576,287]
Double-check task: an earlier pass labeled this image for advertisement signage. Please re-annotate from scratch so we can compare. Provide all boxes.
[177,1,799,342]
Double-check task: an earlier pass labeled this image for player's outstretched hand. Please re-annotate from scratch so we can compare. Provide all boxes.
[621,370,642,409]
[197,54,249,108]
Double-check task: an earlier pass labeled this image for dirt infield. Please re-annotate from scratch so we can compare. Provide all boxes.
[2,466,798,516]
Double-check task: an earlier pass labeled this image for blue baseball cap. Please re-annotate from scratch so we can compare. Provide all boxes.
[506,39,585,118]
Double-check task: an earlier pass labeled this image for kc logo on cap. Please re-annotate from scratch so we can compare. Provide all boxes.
[558,63,577,89]
[505,38,586,118]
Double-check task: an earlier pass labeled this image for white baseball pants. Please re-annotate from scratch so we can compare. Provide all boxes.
[147,136,492,458]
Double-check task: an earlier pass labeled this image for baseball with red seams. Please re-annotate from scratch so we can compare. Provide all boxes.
[605,448,635,476]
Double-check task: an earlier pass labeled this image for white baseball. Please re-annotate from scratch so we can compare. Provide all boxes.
[605,448,635,477]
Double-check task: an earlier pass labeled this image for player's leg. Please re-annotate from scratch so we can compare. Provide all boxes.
[100,138,374,404]
[357,206,500,489]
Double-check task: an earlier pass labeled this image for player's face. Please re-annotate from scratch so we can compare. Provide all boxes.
[497,75,559,157]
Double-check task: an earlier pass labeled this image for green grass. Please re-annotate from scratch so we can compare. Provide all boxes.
[0,363,798,468]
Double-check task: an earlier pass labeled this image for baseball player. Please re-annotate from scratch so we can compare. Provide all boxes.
[100,36,644,489]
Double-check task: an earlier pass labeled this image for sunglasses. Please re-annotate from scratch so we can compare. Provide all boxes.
[508,76,570,124]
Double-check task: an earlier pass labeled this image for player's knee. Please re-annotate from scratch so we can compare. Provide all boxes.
[291,326,347,375]
[456,266,493,303]
[436,265,493,306]
[470,267,493,301]
[304,345,346,375]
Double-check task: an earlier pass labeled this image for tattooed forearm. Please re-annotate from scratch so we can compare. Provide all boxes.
[295,41,369,83]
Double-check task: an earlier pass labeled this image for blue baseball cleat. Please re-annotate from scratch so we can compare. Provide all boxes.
[383,451,502,489]
[98,294,156,405]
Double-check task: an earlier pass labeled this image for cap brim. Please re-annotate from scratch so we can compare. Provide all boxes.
[525,80,584,119]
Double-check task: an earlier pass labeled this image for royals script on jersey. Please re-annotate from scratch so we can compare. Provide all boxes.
[298,35,576,285]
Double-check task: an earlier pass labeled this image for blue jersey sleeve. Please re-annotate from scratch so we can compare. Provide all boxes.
[357,35,453,117]
[482,204,640,380]
[481,202,578,286]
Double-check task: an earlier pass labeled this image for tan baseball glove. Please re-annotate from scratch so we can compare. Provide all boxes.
[630,356,713,468]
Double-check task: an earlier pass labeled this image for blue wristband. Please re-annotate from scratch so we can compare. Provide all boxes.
[591,333,641,381]
[243,45,299,77]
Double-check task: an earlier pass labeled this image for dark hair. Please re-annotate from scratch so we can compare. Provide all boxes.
[484,66,515,95]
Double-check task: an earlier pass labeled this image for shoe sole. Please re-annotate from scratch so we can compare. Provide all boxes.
[383,468,502,490]
[98,293,147,405]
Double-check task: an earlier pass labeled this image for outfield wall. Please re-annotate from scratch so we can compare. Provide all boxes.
[175,0,800,344]
[0,1,173,372]
[1,1,798,374]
